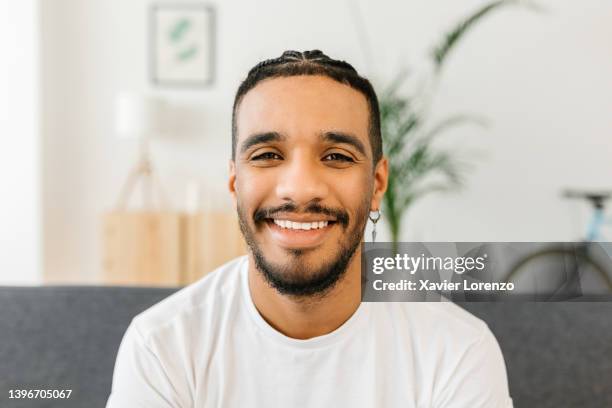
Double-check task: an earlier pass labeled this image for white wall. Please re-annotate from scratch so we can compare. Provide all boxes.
[40,0,612,283]
[0,0,42,284]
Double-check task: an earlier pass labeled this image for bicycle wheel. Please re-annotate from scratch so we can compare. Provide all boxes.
[501,246,612,300]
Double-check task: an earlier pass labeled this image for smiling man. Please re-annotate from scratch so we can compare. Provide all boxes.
[107,50,513,407]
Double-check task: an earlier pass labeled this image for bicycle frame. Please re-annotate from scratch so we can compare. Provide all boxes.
[586,207,612,241]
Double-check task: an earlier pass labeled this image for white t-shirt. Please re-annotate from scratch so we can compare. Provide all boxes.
[106,255,513,408]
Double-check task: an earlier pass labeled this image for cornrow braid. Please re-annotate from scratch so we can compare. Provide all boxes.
[232,50,382,166]
[248,50,358,77]
[248,56,286,75]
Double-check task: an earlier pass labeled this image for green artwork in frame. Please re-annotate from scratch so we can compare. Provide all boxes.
[150,3,215,87]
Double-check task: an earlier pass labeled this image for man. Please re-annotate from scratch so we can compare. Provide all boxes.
[106,50,513,407]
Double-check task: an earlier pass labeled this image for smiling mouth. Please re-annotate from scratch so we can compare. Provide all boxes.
[269,219,334,230]
[263,218,337,248]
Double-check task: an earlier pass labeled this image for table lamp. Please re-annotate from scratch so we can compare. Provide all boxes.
[113,91,169,210]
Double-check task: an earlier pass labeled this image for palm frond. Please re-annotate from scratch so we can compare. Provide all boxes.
[400,182,459,210]
[393,148,469,212]
[431,0,516,71]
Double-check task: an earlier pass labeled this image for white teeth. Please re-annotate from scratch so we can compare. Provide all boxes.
[273,219,329,230]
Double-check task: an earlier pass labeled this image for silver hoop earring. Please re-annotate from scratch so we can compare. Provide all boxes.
[369,209,381,242]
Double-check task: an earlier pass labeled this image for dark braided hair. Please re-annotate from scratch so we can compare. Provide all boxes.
[231,50,382,166]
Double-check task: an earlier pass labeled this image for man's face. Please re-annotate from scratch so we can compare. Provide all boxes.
[229,75,387,297]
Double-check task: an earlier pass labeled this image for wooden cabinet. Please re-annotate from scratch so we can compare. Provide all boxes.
[101,210,246,286]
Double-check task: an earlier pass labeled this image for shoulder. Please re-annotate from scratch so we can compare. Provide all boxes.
[384,300,489,345]
[380,301,511,407]
[131,255,248,341]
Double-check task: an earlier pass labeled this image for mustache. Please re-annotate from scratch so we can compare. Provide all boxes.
[253,202,350,228]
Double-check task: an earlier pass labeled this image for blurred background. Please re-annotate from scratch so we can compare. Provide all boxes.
[1,0,611,285]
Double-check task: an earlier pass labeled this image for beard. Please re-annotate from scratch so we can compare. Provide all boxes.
[236,196,371,298]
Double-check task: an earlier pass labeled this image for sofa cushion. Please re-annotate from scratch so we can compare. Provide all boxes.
[0,286,611,407]
[0,286,177,408]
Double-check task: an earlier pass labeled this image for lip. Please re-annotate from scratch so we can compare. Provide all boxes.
[265,219,335,249]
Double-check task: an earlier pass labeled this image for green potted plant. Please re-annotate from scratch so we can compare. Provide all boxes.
[378,0,533,243]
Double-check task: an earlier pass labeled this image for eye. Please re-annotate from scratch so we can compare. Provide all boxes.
[323,152,355,163]
[251,151,282,161]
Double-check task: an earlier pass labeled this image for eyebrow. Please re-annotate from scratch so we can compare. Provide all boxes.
[240,132,286,154]
[239,130,368,157]
[321,131,367,157]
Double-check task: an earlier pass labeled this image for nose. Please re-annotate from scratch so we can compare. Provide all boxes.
[275,152,329,205]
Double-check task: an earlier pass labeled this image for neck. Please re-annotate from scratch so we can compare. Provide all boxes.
[247,248,362,340]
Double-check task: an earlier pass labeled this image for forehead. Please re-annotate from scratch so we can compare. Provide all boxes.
[236,75,370,148]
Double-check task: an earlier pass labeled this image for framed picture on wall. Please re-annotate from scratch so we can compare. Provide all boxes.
[150,3,215,87]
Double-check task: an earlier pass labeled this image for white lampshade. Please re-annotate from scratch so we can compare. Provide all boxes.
[114,91,166,139]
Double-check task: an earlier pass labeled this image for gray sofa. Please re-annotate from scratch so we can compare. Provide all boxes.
[0,286,611,408]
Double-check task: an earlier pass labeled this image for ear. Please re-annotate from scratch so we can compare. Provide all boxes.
[370,157,388,212]
[228,159,237,208]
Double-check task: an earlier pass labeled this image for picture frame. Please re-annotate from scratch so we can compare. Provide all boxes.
[149,3,215,87]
